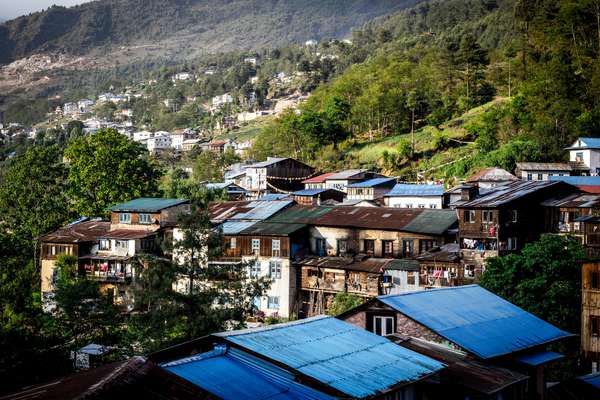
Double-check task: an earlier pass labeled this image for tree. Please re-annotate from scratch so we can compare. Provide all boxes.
[64,129,162,217]
[480,234,584,334]
[327,292,363,316]
[0,145,70,241]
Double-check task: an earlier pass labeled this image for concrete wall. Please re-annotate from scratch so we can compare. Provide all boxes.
[386,196,443,209]
[243,256,295,318]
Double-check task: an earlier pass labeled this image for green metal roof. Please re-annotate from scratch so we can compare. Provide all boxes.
[109,198,189,212]
[384,259,421,271]
[240,221,307,236]
[402,209,458,235]
[267,205,334,224]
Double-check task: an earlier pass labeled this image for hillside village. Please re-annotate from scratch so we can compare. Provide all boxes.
[25,136,600,399]
[3,0,600,399]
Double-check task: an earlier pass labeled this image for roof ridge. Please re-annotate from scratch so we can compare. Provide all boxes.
[216,315,330,337]
[378,284,479,299]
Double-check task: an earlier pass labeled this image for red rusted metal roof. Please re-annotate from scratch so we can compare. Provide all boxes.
[102,230,158,239]
[39,219,111,243]
[302,172,335,184]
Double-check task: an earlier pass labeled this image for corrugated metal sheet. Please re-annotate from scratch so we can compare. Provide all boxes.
[516,162,572,171]
[378,285,573,359]
[230,200,294,221]
[309,207,457,235]
[258,194,290,201]
[221,221,257,235]
[385,184,445,197]
[466,167,518,183]
[240,221,306,236]
[303,172,335,184]
[565,137,600,150]
[348,177,396,188]
[549,175,600,186]
[458,180,565,208]
[249,157,288,168]
[268,205,334,224]
[325,169,368,180]
[109,198,189,212]
[215,316,444,398]
[577,372,600,388]
[514,351,563,366]
[540,192,600,208]
[163,346,335,400]
[293,188,330,196]
[39,220,110,243]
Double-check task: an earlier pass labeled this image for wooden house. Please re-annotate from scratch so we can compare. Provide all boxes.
[292,188,344,206]
[346,177,396,201]
[582,260,600,373]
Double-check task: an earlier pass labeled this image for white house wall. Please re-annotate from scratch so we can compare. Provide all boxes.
[385,196,443,209]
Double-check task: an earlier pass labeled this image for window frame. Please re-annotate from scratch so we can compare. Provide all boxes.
[139,213,152,224]
[250,261,261,278]
[251,238,261,255]
[363,239,375,255]
[119,213,131,224]
[269,260,282,279]
[373,315,395,336]
[267,296,280,309]
[464,210,475,223]
[271,239,281,257]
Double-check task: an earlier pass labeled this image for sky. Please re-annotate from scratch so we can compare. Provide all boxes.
[0,0,91,21]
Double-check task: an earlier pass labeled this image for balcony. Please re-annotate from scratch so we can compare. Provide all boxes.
[85,270,132,282]
[303,276,345,292]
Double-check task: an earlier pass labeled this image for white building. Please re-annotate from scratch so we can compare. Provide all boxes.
[78,99,94,113]
[346,178,396,201]
[63,102,79,115]
[566,137,600,175]
[212,93,233,108]
[172,72,193,82]
[133,130,154,142]
[515,162,575,181]
[383,184,445,209]
[244,57,257,65]
[147,134,172,153]
[324,170,382,193]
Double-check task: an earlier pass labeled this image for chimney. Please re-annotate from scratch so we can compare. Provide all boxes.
[460,184,479,201]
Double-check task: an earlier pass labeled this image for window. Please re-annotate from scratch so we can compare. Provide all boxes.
[99,239,111,250]
[592,316,600,337]
[527,173,532,181]
[115,240,128,249]
[140,238,155,251]
[363,239,375,255]
[373,316,394,336]
[576,152,584,162]
[482,210,494,223]
[272,239,281,257]
[465,265,475,278]
[253,296,261,309]
[269,260,282,279]
[402,239,414,258]
[591,271,600,289]
[429,204,437,209]
[315,238,326,256]
[405,204,413,208]
[230,237,237,249]
[392,276,401,285]
[251,238,260,255]
[464,210,475,223]
[507,237,517,250]
[537,173,543,180]
[510,210,518,222]
[250,261,261,278]
[419,240,436,254]
[418,204,425,208]
[337,239,348,255]
[139,213,152,224]
[382,240,394,258]
[407,272,416,285]
[119,213,131,224]
[267,296,280,309]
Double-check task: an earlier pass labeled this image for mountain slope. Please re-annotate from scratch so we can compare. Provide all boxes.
[0,0,422,64]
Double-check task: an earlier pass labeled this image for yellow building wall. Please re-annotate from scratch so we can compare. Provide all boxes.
[41,259,56,293]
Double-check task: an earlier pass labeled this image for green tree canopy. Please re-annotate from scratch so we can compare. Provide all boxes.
[64,129,162,217]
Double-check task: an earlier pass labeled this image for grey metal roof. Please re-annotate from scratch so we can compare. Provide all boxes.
[220,221,257,235]
[515,162,572,171]
[325,169,368,180]
[457,180,565,208]
[248,157,288,168]
[229,200,294,221]
[385,183,445,197]
[109,198,189,212]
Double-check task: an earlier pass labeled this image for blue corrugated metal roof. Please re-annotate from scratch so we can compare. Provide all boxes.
[163,346,335,400]
[109,198,188,212]
[578,372,600,388]
[259,193,290,201]
[348,177,396,188]
[378,285,573,360]
[230,200,293,221]
[549,175,600,186]
[566,137,600,150]
[385,184,445,197]
[293,189,330,196]
[221,221,257,235]
[514,351,563,366]
[216,316,444,398]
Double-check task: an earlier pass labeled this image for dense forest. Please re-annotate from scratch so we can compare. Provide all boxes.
[0,0,421,64]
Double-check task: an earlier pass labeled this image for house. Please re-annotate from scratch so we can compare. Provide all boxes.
[170,130,195,150]
[456,180,578,267]
[324,169,384,193]
[346,177,397,201]
[302,172,335,190]
[241,157,315,198]
[415,242,473,288]
[181,138,202,152]
[63,102,79,115]
[384,183,445,209]
[40,198,190,308]
[466,167,518,188]
[172,72,193,82]
[212,93,233,109]
[243,57,257,65]
[566,137,600,175]
[339,285,573,400]
[206,139,231,153]
[77,99,94,113]
[205,182,247,200]
[581,260,600,373]
[155,316,445,400]
[540,192,600,238]
[549,175,600,193]
[147,134,172,153]
[292,188,344,206]
[515,162,587,181]
[133,130,154,142]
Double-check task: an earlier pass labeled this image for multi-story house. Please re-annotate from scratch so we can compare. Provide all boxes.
[40,198,190,308]
[465,167,518,189]
[63,102,79,116]
[582,260,600,374]
[302,172,335,190]
[346,177,396,201]
[516,162,587,181]
[384,183,445,209]
[147,134,172,153]
[567,137,600,175]
[456,180,578,267]
[240,157,315,199]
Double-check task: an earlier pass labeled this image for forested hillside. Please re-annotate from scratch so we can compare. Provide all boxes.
[251,0,600,180]
[0,0,421,64]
